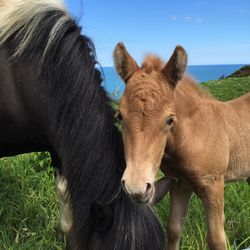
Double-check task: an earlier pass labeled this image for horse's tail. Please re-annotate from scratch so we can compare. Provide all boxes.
[105,194,165,250]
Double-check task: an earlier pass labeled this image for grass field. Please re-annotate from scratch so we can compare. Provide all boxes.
[0,153,65,249]
[0,77,250,249]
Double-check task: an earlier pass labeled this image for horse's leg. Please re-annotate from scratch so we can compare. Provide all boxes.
[56,170,73,234]
[166,181,192,250]
[51,154,75,248]
[197,177,226,250]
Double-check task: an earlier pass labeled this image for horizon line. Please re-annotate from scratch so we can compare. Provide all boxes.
[98,63,249,68]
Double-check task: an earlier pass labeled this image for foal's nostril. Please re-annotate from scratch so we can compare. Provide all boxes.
[145,183,153,195]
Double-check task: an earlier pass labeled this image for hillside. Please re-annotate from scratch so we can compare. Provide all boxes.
[227,65,250,78]
[201,76,250,101]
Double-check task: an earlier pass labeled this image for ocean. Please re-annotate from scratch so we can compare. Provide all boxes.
[101,64,245,98]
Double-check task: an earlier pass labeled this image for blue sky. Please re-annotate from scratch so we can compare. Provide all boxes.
[65,0,250,66]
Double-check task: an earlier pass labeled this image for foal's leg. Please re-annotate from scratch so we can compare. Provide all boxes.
[166,181,192,250]
[154,155,178,203]
[154,177,177,203]
[247,177,250,185]
[197,177,226,250]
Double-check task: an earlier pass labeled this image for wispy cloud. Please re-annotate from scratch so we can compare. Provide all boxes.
[195,17,204,23]
[169,16,177,21]
[184,16,193,21]
[169,15,204,23]
[196,1,205,7]
[237,8,250,14]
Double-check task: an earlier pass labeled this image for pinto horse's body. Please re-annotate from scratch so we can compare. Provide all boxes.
[0,47,49,156]
[113,42,250,250]
[0,1,166,249]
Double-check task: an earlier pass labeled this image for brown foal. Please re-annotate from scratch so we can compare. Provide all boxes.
[113,42,250,250]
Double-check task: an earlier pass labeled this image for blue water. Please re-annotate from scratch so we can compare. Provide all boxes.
[101,64,245,98]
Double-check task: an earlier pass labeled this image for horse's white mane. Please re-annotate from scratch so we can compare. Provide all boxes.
[0,0,69,57]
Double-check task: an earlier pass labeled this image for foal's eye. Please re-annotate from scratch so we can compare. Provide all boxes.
[166,116,174,127]
[115,111,123,121]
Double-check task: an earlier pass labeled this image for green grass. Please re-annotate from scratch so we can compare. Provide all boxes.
[155,180,250,249]
[0,154,65,249]
[0,77,250,249]
[201,76,250,101]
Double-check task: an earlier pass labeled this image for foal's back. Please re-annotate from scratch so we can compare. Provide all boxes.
[221,92,250,181]
[228,92,250,117]
[173,78,250,182]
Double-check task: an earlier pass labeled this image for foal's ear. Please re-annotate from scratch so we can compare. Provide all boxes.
[113,42,139,83]
[162,46,187,87]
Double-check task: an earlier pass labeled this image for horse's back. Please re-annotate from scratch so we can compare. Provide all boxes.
[227,92,250,120]
[0,45,50,156]
[222,92,250,181]
[0,45,21,117]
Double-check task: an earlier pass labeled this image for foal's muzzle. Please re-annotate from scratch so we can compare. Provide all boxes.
[121,180,154,204]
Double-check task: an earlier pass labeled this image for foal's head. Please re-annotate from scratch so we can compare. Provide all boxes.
[114,43,187,203]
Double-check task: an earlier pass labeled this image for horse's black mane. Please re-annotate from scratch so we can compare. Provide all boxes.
[3,6,165,250]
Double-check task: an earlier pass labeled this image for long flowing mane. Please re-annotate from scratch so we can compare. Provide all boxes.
[0,0,67,57]
[0,0,165,249]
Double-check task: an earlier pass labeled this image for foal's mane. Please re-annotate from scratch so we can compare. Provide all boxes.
[141,54,214,100]
[178,76,215,100]
[141,54,165,73]
[0,1,165,249]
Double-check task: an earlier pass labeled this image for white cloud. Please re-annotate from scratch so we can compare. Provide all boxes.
[168,15,204,23]
[184,16,193,21]
[169,16,177,21]
[237,8,250,14]
[195,17,204,23]
[196,1,205,7]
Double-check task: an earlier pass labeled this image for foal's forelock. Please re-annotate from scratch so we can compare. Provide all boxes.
[141,54,165,73]
[123,82,175,128]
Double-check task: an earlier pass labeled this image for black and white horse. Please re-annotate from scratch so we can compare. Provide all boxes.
[0,0,166,249]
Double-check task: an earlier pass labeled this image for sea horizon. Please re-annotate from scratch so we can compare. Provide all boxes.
[100,64,247,98]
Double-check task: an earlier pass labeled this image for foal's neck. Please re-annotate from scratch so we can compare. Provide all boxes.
[174,76,215,117]
[166,76,216,153]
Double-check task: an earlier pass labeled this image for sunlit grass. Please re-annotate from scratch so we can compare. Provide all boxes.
[202,76,250,101]
[0,77,249,249]
[1,154,249,249]
[0,154,65,249]
[155,181,250,249]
